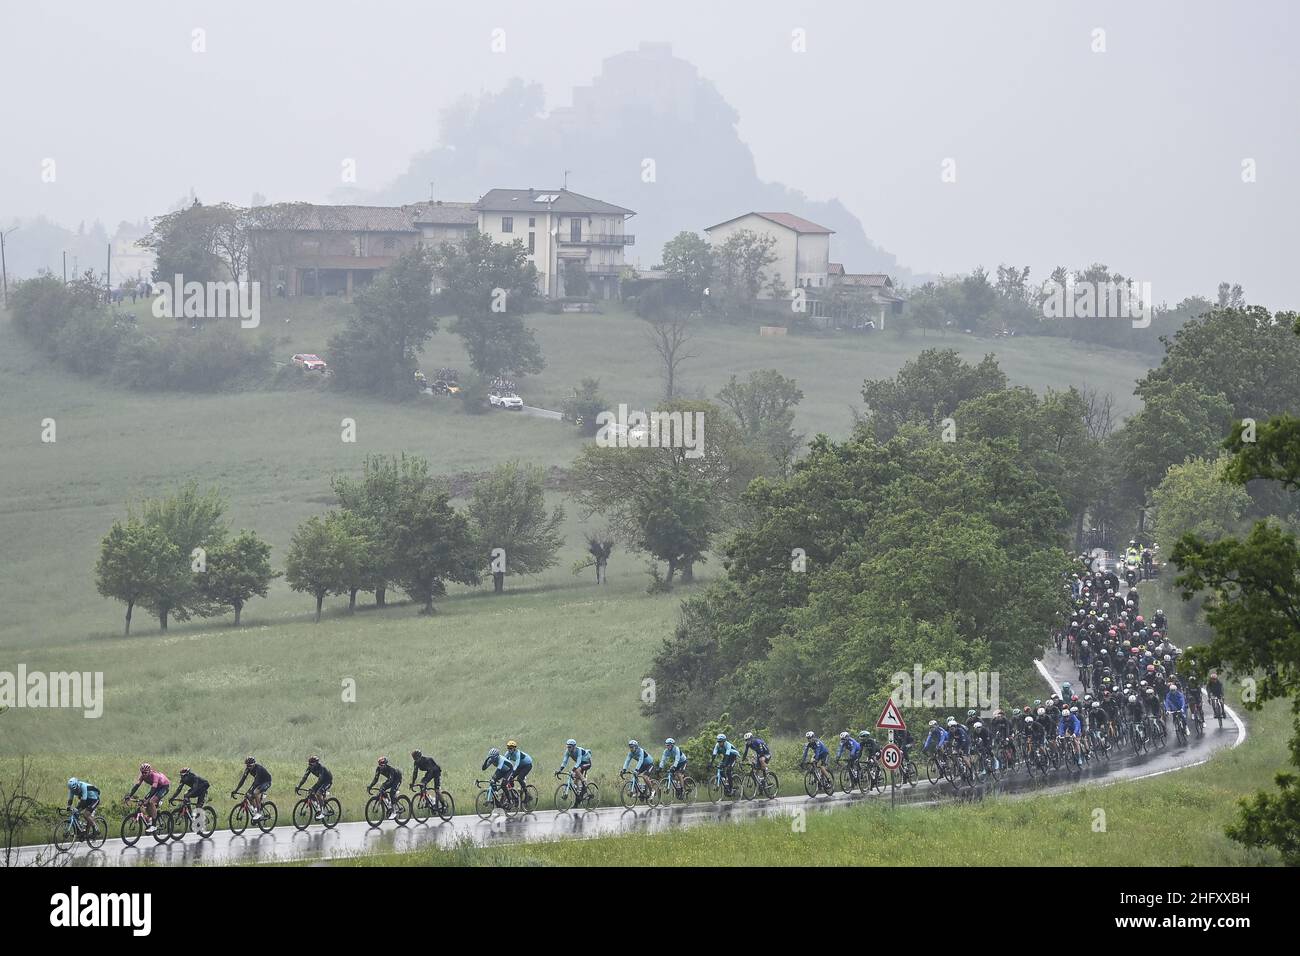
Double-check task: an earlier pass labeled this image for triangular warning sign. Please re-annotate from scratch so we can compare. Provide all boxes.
[876,698,906,730]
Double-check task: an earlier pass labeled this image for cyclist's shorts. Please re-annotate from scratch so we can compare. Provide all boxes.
[77,797,99,811]
[250,780,271,795]
[188,784,209,805]
[146,784,169,802]
[577,761,592,773]
[310,776,332,793]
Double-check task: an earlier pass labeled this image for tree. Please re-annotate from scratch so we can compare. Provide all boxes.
[198,530,278,625]
[94,519,180,636]
[327,245,440,398]
[716,369,805,475]
[136,482,228,629]
[636,291,695,400]
[560,377,608,436]
[467,461,566,593]
[710,229,776,318]
[562,260,590,298]
[142,200,241,287]
[660,231,713,301]
[1150,457,1251,554]
[284,512,371,622]
[859,348,1008,442]
[432,230,543,378]
[390,483,480,613]
[1114,381,1234,503]
[578,528,616,584]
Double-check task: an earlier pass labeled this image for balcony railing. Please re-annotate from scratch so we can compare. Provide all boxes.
[558,233,634,246]
[584,264,624,277]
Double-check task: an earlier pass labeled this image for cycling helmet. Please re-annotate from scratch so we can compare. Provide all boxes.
[377,756,387,765]
[1091,701,1101,708]
[308,755,319,764]
[858,731,870,739]
[1036,707,1046,716]
[565,739,576,748]
[1081,640,1089,647]
[665,738,676,746]
[806,731,816,739]
[1168,682,1177,690]
[411,750,422,759]
[966,709,976,717]
[488,747,500,758]
[1156,608,1164,616]
[927,719,938,728]
[1025,716,1034,725]
[972,721,983,730]
[716,734,727,742]
[179,767,191,776]
[839,731,850,739]
[627,740,638,749]
[1145,687,1155,695]
[1128,694,1138,703]
[244,756,256,766]
[744,732,753,741]
[139,762,151,773]
[946,718,958,727]
[1069,706,1079,714]
[506,740,518,750]
[68,777,79,788]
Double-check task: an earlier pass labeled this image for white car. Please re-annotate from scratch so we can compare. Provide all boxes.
[489,388,524,410]
[291,353,327,372]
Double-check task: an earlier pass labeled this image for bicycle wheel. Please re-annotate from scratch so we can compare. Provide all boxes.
[121,814,143,847]
[902,761,918,787]
[707,776,725,803]
[86,815,107,849]
[836,768,854,794]
[803,771,820,797]
[171,808,190,841]
[412,792,433,824]
[926,758,943,785]
[762,771,780,799]
[320,797,340,828]
[53,819,77,853]
[257,801,277,832]
[229,804,249,836]
[475,789,494,820]
[554,783,575,813]
[364,795,386,828]
[678,777,697,805]
[197,806,217,839]
[292,798,313,831]
[523,784,540,812]
[153,810,173,844]
[436,791,455,822]
[395,795,412,826]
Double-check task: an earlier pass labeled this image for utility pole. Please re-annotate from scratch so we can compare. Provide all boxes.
[62,250,67,284]
[0,225,17,310]
[106,243,112,303]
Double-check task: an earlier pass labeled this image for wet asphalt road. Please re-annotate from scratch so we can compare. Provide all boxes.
[19,559,1242,867]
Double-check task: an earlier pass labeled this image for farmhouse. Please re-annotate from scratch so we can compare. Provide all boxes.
[703,211,834,295]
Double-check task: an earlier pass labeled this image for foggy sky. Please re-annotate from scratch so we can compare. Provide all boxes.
[2,0,1297,307]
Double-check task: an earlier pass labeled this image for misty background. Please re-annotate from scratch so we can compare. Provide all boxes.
[2,0,1296,305]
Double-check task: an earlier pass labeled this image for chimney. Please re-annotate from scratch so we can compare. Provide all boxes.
[528,187,535,199]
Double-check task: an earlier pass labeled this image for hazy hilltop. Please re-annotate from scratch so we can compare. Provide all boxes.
[375,43,911,278]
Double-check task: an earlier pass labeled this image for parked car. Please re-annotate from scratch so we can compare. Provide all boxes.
[432,379,461,395]
[292,353,327,372]
[489,387,524,410]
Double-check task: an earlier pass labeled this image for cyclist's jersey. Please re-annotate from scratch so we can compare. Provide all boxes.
[922,728,948,751]
[946,725,971,751]
[1026,721,1047,742]
[1126,701,1146,722]
[989,716,1011,739]
[836,737,862,760]
[370,764,402,788]
[660,745,686,769]
[1164,689,1186,713]
[1206,679,1225,698]
[971,727,992,748]
[712,742,740,762]
[412,755,440,774]
[482,753,516,773]
[237,763,272,789]
[622,747,653,772]
[504,748,532,769]
[559,746,591,769]
[743,737,770,758]
[1057,714,1082,736]
[68,780,100,801]
[802,739,830,762]
[135,770,169,789]
[176,770,208,792]
[298,763,331,788]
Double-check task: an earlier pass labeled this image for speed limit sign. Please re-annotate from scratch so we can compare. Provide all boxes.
[879,743,903,771]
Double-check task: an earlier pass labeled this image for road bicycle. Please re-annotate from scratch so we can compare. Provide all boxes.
[801,760,836,797]
[292,787,342,830]
[739,759,781,800]
[619,768,661,807]
[365,786,412,827]
[474,777,519,819]
[1169,710,1189,747]
[705,763,744,803]
[121,797,172,847]
[1145,713,1167,747]
[168,793,217,841]
[973,744,1002,780]
[1210,693,1226,728]
[53,807,106,852]
[553,769,600,812]
[655,766,697,806]
[229,789,277,835]
[925,749,957,786]
[836,759,867,795]
[1189,696,1206,739]
[410,781,456,823]
[1058,734,1084,769]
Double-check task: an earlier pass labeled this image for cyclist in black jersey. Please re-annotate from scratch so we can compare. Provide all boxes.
[368,756,402,818]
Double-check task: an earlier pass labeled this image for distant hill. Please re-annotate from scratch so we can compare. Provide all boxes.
[371,42,915,281]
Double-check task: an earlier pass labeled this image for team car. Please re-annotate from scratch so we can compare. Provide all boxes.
[291,353,327,372]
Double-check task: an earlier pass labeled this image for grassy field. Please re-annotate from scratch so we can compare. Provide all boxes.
[331,696,1285,868]
[0,298,1162,848]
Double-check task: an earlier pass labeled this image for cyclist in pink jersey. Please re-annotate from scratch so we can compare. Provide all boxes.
[125,762,170,834]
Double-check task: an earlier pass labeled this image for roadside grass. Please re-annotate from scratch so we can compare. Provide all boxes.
[333,697,1285,867]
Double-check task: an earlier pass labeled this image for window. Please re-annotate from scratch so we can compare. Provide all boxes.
[570,218,582,242]
[527,232,535,254]
[528,217,536,227]
[501,217,514,233]
[383,236,395,250]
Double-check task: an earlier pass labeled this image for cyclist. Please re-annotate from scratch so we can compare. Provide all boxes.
[712,734,741,791]
[659,738,688,794]
[368,756,402,818]
[742,731,771,774]
[410,749,443,806]
[970,720,994,764]
[66,776,101,831]
[1023,714,1047,761]
[297,755,333,819]
[921,719,948,756]
[945,718,972,775]
[894,725,915,762]
[233,756,272,820]
[835,730,863,783]
[1058,707,1083,766]
[503,741,533,805]
[126,763,169,833]
[1207,672,1225,716]
[557,739,591,796]
[1164,682,1188,733]
[171,767,210,813]
[802,731,831,786]
[623,740,656,797]
[482,747,517,802]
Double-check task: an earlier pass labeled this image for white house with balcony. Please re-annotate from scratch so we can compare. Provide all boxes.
[473,188,635,300]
